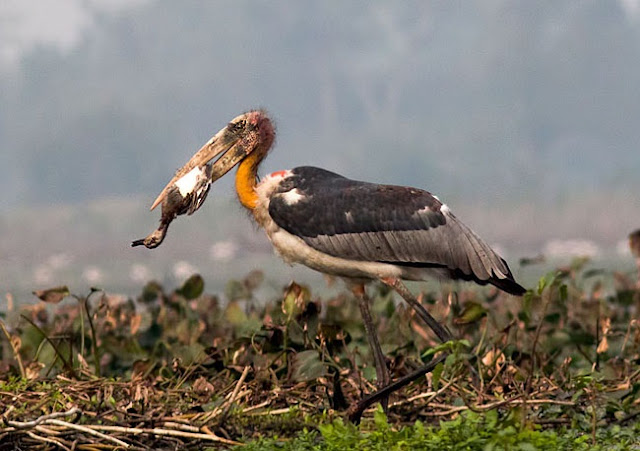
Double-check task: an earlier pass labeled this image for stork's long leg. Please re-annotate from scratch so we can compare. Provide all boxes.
[347,278,453,423]
[352,284,391,411]
[348,352,447,423]
[381,277,453,344]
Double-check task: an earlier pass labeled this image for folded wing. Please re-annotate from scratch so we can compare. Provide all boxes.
[268,166,524,295]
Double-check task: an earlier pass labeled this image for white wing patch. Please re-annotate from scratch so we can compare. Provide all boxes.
[440,204,451,214]
[175,167,204,197]
[281,188,305,205]
[254,169,294,228]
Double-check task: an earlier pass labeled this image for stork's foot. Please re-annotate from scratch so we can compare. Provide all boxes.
[347,353,447,424]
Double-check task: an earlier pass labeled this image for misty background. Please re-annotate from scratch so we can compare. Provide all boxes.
[1,1,639,303]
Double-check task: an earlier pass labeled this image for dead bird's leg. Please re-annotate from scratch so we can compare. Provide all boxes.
[132,198,179,249]
[131,221,170,249]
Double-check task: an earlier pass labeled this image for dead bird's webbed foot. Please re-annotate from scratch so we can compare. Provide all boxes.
[131,224,169,249]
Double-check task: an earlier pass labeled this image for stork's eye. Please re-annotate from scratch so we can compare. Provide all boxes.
[227,120,246,133]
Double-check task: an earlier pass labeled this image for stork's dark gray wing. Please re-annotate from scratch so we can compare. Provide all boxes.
[269,166,524,295]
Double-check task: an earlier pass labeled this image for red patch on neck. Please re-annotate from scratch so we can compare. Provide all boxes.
[269,170,288,178]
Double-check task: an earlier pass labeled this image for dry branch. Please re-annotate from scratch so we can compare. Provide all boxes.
[84,425,241,446]
[6,407,80,429]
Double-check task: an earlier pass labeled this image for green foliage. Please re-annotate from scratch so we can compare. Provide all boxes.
[292,350,326,382]
[3,259,640,448]
[241,407,640,450]
[177,274,205,300]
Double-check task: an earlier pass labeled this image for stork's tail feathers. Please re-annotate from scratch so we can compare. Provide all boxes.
[488,274,526,296]
[444,213,527,296]
[448,262,526,296]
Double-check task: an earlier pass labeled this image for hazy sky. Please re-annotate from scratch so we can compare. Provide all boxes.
[1,0,639,241]
[2,0,640,69]
[2,1,640,300]
[0,0,150,68]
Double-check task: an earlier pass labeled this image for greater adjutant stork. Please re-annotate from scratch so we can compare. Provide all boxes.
[133,110,525,413]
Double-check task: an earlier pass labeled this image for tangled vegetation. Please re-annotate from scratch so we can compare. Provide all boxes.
[1,259,640,449]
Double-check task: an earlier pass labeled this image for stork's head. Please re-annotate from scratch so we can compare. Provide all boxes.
[224,110,276,161]
[150,110,275,210]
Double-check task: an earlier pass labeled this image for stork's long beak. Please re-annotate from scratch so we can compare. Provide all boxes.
[150,124,250,211]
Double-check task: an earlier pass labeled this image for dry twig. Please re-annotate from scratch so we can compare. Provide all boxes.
[84,425,241,446]
[6,407,80,429]
[46,419,131,448]
[0,319,25,378]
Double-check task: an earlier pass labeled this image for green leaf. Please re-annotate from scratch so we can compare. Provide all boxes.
[173,343,205,366]
[362,365,376,382]
[558,283,568,302]
[544,312,561,325]
[282,288,301,320]
[225,279,250,300]
[287,321,306,345]
[432,362,444,390]
[454,301,487,325]
[292,350,325,382]
[139,280,164,303]
[224,301,247,326]
[373,405,389,429]
[568,328,595,346]
[423,338,471,357]
[282,282,308,322]
[177,274,204,300]
[537,272,557,295]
